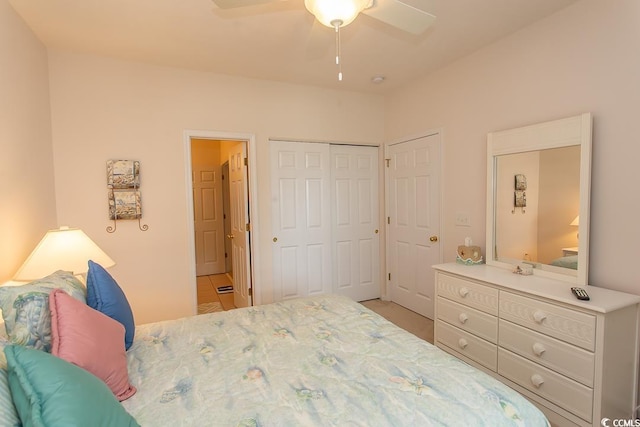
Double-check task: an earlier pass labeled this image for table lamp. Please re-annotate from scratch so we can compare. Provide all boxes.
[13,226,115,282]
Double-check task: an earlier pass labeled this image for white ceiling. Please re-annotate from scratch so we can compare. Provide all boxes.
[8,0,578,94]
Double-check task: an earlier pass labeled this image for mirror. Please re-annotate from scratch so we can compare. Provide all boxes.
[486,113,592,285]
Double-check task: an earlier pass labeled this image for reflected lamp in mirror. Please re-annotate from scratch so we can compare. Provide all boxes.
[13,226,115,282]
[571,215,579,238]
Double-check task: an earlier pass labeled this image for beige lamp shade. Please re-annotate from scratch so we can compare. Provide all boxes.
[13,226,115,281]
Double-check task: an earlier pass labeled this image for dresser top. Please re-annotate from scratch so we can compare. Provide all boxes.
[433,263,640,314]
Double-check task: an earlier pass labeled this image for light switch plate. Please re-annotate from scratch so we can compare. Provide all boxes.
[455,212,471,227]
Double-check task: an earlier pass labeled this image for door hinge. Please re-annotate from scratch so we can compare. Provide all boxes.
[385,158,391,167]
[244,157,248,166]
[248,288,253,297]
[388,273,391,281]
[246,223,251,232]
[387,217,390,225]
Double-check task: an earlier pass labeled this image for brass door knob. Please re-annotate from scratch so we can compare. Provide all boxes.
[430,236,438,242]
[374,229,379,234]
[227,234,235,239]
[273,237,278,243]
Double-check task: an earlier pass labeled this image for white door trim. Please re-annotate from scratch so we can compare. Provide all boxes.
[184,129,261,314]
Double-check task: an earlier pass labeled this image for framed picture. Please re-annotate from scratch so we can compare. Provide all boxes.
[514,174,527,191]
[108,190,142,220]
[514,190,527,208]
[107,160,140,189]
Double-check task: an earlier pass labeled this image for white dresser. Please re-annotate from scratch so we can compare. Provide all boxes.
[433,263,640,427]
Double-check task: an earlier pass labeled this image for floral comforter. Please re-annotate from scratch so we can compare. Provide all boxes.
[122,295,549,426]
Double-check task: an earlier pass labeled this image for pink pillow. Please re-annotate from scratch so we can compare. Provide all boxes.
[49,289,136,401]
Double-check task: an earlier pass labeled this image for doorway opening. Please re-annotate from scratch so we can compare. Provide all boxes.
[184,130,259,313]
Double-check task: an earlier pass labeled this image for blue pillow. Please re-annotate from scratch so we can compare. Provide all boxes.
[86,260,135,350]
[4,345,140,427]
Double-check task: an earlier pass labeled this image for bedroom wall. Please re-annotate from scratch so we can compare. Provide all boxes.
[47,51,385,324]
[385,0,640,296]
[0,1,57,282]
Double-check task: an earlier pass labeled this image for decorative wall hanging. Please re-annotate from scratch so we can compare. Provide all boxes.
[106,160,148,232]
[512,174,527,213]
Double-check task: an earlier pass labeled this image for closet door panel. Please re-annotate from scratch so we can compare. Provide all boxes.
[331,145,380,301]
[271,141,332,301]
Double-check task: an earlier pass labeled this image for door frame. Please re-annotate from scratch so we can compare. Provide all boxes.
[384,129,444,301]
[183,129,261,313]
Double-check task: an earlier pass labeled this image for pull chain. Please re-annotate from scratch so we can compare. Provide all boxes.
[333,20,343,81]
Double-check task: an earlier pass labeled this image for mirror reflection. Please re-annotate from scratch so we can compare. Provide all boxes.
[494,146,581,271]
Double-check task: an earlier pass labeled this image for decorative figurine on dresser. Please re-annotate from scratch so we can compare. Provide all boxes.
[433,114,640,427]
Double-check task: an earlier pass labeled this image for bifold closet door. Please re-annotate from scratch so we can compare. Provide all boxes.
[270,141,332,301]
[331,145,380,301]
[271,141,380,302]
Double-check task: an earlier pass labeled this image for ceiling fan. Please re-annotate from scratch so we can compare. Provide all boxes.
[211,0,436,80]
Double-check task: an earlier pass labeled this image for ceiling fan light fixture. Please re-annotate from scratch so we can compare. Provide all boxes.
[304,0,370,28]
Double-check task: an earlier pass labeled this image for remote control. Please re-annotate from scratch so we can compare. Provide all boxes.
[571,287,590,301]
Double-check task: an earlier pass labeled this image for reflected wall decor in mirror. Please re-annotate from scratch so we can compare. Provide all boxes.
[486,113,592,285]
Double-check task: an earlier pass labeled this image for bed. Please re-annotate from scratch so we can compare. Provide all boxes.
[1,268,549,426]
[121,294,549,426]
[550,254,578,270]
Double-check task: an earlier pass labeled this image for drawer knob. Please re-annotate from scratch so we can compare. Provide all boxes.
[458,313,469,324]
[532,343,546,357]
[458,287,469,298]
[533,310,547,324]
[458,338,468,349]
[530,374,545,388]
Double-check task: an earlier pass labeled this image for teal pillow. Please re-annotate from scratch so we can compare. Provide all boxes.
[0,271,86,352]
[0,338,20,427]
[5,345,139,427]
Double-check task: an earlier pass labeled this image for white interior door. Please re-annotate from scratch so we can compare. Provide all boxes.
[270,141,332,301]
[229,142,252,308]
[192,147,225,276]
[222,162,232,275]
[331,145,380,301]
[387,134,441,319]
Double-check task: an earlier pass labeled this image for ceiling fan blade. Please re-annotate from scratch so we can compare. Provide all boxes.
[362,0,436,35]
[211,0,283,9]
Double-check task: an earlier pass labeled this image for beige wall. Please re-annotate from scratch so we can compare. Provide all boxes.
[385,0,640,295]
[4,0,640,326]
[537,146,580,264]
[495,151,540,262]
[47,50,385,323]
[0,2,57,282]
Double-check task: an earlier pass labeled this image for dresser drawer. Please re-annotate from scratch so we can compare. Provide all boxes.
[498,348,593,422]
[499,319,594,387]
[437,297,497,343]
[499,291,596,351]
[437,321,497,370]
[436,273,498,315]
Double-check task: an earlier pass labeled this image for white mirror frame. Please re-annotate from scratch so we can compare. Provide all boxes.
[486,113,592,285]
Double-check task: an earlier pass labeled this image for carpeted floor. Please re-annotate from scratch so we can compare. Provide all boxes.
[360,299,434,344]
[197,301,224,314]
